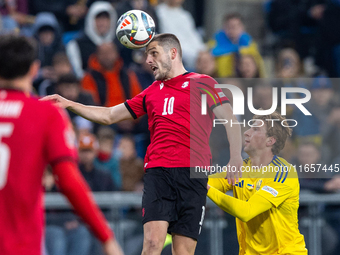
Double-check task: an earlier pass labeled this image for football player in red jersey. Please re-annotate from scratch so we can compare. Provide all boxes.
[0,34,123,255]
[43,33,243,255]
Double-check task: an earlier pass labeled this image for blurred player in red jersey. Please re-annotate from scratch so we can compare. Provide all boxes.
[42,33,243,255]
[0,34,124,255]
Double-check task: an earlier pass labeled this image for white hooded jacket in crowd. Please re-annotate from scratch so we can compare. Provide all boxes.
[66,1,117,79]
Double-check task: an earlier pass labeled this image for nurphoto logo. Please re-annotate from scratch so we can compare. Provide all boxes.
[200,84,312,128]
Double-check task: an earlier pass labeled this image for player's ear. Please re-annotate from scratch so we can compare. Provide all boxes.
[170,47,177,60]
[29,60,41,79]
[267,137,276,147]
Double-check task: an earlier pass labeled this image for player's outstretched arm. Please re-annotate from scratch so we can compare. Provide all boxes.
[52,161,124,255]
[213,103,243,184]
[40,94,132,125]
[207,185,272,222]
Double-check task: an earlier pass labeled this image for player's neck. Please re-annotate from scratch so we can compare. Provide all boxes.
[249,152,275,168]
[164,63,187,81]
[0,76,31,93]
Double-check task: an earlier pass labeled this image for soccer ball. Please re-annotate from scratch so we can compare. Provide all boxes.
[116,10,156,49]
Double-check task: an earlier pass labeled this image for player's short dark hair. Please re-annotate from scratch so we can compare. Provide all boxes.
[223,12,243,24]
[0,34,37,80]
[150,33,182,58]
[56,73,79,86]
[253,111,292,155]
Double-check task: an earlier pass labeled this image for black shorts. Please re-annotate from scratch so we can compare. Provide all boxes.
[142,167,207,240]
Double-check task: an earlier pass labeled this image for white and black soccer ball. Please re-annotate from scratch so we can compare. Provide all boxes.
[116,10,156,49]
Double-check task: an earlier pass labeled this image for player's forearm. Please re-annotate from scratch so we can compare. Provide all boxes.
[213,104,242,159]
[66,101,113,125]
[224,116,242,159]
[207,186,272,222]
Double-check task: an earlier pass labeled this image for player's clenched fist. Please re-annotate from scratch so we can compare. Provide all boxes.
[40,94,71,109]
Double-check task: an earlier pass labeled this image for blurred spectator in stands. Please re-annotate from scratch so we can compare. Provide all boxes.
[43,168,92,255]
[247,84,275,116]
[129,49,154,89]
[267,0,326,59]
[210,12,265,78]
[28,0,94,33]
[29,0,66,30]
[321,122,340,255]
[273,48,307,114]
[276,48,304,79]
[81,42,142,107]
[195,51,218,78]
[155,0,205,71]
[279,137,296,162]
[122,49,151,157]
[116,0,159,33]
[315,0,340,77]
[38,52,73,96]
[323,105,340,164]
[237,54,262,78]
[32,13,64,88]
[55,74,95,132]
[66,1,117,78]
[0,0,35,34]
[77,132,116,255]
[294,142,330,183]
[293,142,333,187]
[63,0,89,33]
[324,166,340,255]
[292,76,337,158]
[33,12,64,67]
[78,132,116,191]
[118,136,144,192]
[56,74,95,118]
[94,127,121,190]
[293,142,338,255]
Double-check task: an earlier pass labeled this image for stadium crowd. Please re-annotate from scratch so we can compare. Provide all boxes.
[1,0,340,254]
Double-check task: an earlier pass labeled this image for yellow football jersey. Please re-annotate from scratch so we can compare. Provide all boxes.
[208,156,307,255]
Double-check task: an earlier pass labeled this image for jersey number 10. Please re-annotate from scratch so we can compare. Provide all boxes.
[162,97,175,115]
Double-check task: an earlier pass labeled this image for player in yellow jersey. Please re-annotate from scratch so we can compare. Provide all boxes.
[208,111,308,255]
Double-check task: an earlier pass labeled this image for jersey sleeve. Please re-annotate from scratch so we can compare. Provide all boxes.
[207,186,272,222]
[124,87,149,119]
[44,104,77,165]
[196,76,229,110]
[256,177,296,208]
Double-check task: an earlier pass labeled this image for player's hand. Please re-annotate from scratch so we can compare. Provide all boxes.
[103,238,124,255]
[40,94,71,109]
[225,156,243,186]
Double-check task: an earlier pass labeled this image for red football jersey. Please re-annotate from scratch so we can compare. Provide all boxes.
[0,89,76,255]
[125,72,229,169]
